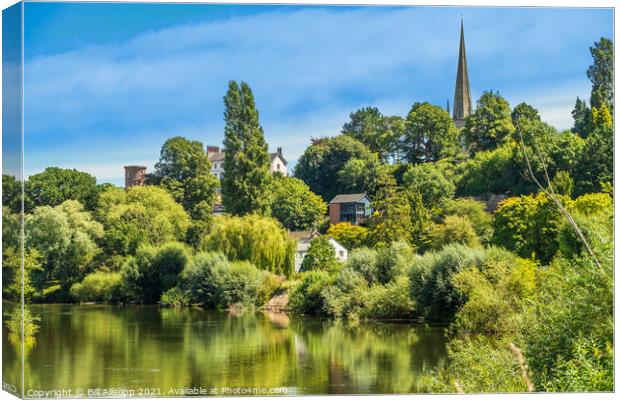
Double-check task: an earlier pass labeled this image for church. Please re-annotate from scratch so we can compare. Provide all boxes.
[451,19,473,129]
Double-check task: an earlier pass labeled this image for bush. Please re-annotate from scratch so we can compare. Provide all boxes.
[203,214,295,276]
[375,241,414,284]
[160,286,190,308]
[301,236,339,272]
[70,271,123,303]
[322,268,369,319]
[441,198,493,242]
[121,242,190,303]
[409,244,486,322]
[402,163,455,212]
[431,215,481,250]
[288,270,334,316]
[219,261,263,307]
[361,276,414,319]
[345,247,379,284]
[180,251,229,307]
[326,222,368,250]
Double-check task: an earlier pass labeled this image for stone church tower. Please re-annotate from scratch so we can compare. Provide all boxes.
[453,19,472,128]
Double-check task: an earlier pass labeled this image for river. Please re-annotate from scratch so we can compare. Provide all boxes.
[3,303,448,396]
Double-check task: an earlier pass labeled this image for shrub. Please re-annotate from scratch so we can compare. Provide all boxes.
[288,270,334,316]
[160,286,190,308]
[345,247,379,284]
[321,268,369,319]
[301,236,339,272]
[441,198,493,242]
[431,215,481,250]
[375,241,414,284]
[180,251,229,307]
[362,276,414,319]
[326,222,369,250]
[70,271,123,303]
[409,244,486,322]
[203,214,295,276]
[402,163,455,212]
[219,261,262,307]
[121,242,190,303]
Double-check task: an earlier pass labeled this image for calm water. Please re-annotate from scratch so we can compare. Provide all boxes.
[3,303,448,396]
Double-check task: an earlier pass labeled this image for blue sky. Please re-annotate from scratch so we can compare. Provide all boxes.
[22,3,613,186]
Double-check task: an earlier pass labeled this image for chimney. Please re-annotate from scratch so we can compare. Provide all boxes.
[206,145,220,154]
[277,147,282,156]
[124,165,147,190]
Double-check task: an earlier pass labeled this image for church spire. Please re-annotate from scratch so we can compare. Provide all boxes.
[453,18,472,128]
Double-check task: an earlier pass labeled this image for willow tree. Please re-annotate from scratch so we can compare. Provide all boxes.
[203,214,295,277]
[221,81,270,215]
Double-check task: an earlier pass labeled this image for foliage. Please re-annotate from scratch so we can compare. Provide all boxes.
[5,306,41,349]
[265,176,326,231]
[522,251,613,391]
[203,214,295,276]
[571,97,591,138]
[401,102,459,163]
[97,185,189,256]
[409,244,486,322]
[153,136,219,244]
[402,162,455,211]
[326,222,368,250]
[573,124,613,196]
[2,174,21,213]
[361,276,414,319]
[551,171,574,197]
[221,81,271,215]
[341,107,403,161]
[336,154,396,198]
[452,252,537,334]
[441,198,493,243]
[417,336,530,393]
[587,37,613,110]
[405,189,433,250]
[121,242,190,303]
[431,215,481,250]
[301,236,339,272]
[288,270,334,316]
[26,200,104,295]
[294,135,372,202]
[463,91,515,154]
[70,271,123,302]
[492,193,566,264]
[2,246,43,301]
[368,183,413,248]
[25,167,99,211]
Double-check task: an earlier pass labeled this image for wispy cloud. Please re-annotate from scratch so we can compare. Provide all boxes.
[23,5,612,184]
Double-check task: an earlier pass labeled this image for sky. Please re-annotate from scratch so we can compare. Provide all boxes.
[21,2,614,186]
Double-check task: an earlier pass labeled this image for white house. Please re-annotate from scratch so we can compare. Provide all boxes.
[289,231,348,273]
[207,145,287,179]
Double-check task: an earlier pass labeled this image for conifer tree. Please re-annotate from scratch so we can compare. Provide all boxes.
[221,81,270,215]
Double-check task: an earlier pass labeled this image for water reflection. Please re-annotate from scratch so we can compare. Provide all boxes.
[2,303,447,395]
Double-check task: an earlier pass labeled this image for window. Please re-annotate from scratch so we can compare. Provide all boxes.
[277,164,281,170]
[339,250,345,257]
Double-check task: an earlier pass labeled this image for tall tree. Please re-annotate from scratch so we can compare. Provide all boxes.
[221,81,270,215]
[401,102,459,164]
[265,176,327,231]
[341,107,402,161]
[336,154,395,198]
[463,91,515,154]
[587,38,613,111]
[25,167,99,212]
[294,135,372,202]
[154,136,219,244]
[571,97,592,138]
[368,173,413,247]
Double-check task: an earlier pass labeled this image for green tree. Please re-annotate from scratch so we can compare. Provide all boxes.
[573,124,613,196]
[2,174,21,214]
[401,102,459,163]
[221,81,271,215]
[571,97,592,138]
[294,135,372,202]
[301,236,338,272]
[265,176,326,231]
[121,242,190,303]
[203,214,295,276]
[341,107,403,162]
[26,200,104,295]
[463,91,515,154]
[368,176,413,247]
[441,198,493,243]
[153,136,219,244]
[402,162,455,212]
[492,193,566,264]
[97,185,190,256]
[336,154,396,198]
[326,222,368,250]
[405,188,433,250]
[587,37,613,110]
[431,215,481,250]
[25,167,99,211]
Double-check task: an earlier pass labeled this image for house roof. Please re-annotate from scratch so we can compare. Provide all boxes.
[270,152,287,165]
[329,193,369,204]
[208,152,225,162]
